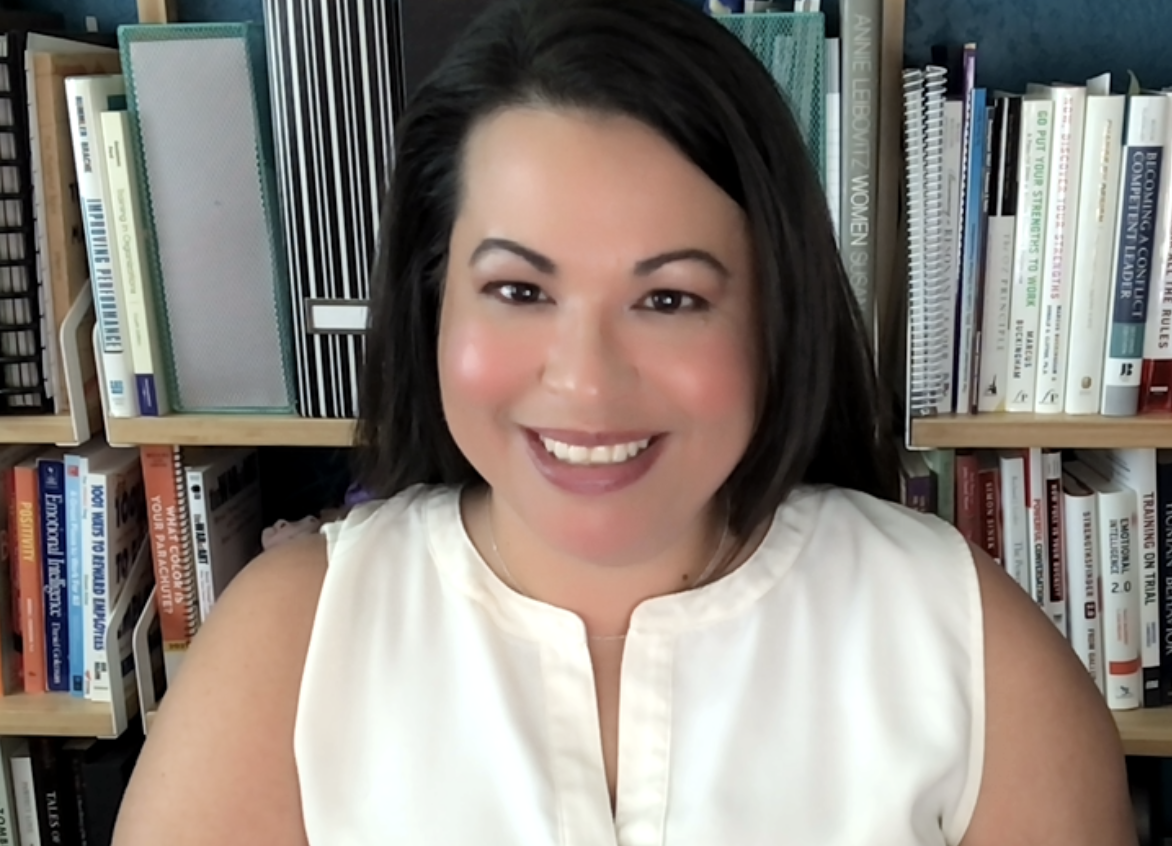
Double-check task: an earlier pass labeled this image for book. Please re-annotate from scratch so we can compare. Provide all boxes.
[140,444,195,684]
[7,457,43,694]
[63,74,139,418]
[1064,75,1126,414]
[1101,91,1167,416]
[101,109,169,417]
[839,0,883,338]
[36,450,68,692]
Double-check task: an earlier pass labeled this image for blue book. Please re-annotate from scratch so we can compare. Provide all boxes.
[64,453,87,697]
[37,454,69,692]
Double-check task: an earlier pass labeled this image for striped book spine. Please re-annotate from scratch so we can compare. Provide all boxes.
[263,0,400,418]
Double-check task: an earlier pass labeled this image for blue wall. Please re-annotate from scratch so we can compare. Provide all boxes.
[22,0,1172,94]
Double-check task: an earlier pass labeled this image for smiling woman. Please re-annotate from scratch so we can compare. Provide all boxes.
[110,0,1136,845]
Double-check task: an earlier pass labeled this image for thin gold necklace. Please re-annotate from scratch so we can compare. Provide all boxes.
[486,497,730,642]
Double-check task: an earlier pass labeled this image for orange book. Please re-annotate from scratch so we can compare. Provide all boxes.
[140,446,197,669]
[8,461,44,694]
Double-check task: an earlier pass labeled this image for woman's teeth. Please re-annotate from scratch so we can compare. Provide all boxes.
[539,436,653,465]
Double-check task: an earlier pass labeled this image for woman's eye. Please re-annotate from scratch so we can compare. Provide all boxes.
[641,290,707,313]
[488,282,547,304]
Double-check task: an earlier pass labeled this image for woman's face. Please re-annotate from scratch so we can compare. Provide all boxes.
[438,107,758,563]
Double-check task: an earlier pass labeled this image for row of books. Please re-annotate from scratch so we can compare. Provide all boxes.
[0,441,262,700]
[900,446,1168,712]
[903,44,1172,420]
[0,730,140,846]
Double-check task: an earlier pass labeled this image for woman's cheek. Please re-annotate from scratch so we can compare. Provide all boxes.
[440,318,537,407]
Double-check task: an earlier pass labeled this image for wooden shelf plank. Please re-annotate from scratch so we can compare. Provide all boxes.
[1115,708,1172,757]
[106,415,356,448]
[0,692,118,738]
[0,416,78,445]
[909,413,1172,449]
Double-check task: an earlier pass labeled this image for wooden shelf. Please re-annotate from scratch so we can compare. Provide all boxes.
[105,415,356,448]
[0,414,92,446]
[0,693,122,738]
[1114,708,1172,757]
[909,413,1172,449]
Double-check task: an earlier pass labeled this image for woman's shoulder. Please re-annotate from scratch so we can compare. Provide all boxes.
[113,533,330,845]
[789,483,971,568]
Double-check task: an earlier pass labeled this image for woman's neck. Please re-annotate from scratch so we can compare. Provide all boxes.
[464,487,737,638]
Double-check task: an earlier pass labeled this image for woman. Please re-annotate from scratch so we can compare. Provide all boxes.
[113,0,1134,843]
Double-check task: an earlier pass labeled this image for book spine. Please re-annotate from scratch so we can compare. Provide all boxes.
[954,452,981,545]
[976,97,1020,413]
[83,470,111,703]
[1006,99,1053,411]
[1102,95,1167,416]
[101,110,169,417]
[1137,463,1162,707]
[141,445,195,667]
[839,0,881,336]
[63,455,85,698]
[978,460,1002,565]
[1063,477,1104,695]
[0,739,18,846]
[63,76,138,419]
[1043,450,1066,634]
[1026,448,1048,606]
[1065,95,1127,413]
[825,37,841,244]
[2,470,23,694]
[1158,453,1172,704]
[185,468,215,623]
[10,751,39,846]
[37,459,68,693]
[1034,88,1086,412]
[936,100,964,413]
[10,466,42,695]
[1140,92,1172,412]
[954,90,990,414]
[998,451,1030,590]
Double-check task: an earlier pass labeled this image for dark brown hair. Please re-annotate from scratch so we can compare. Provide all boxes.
[355,0,898,536]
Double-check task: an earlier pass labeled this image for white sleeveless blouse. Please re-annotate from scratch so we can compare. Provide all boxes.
[295,484,984,845]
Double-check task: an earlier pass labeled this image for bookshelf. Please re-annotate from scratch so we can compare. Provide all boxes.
[910,413,1172,450]
[104,414,356,448]
[0,693,129,739]
[1116,710,1172,757]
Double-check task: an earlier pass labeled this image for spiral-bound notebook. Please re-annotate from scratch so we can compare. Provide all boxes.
[902,64,952,441]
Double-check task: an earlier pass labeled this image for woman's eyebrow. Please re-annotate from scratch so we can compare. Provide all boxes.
[469,238,557,274]
[634,248,730,279]
[469,240,730,280]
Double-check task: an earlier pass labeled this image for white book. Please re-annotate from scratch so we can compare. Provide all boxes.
[998,450,1031,592]
[1101,93,1168,416]
[9,742,37,846]
[1006,97,1053,411]
[1066,460,1141,710]
[63,74,139,418]
[1063,472,1105,694]
[1064,75,1126,414]
[82,445,146,702]
[1028,83,1087,413]
[976,95,1019,413]
[101,109,170,417]
[183,447,262,622]
[1077,448,1160,705]
[937,99,965,413]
